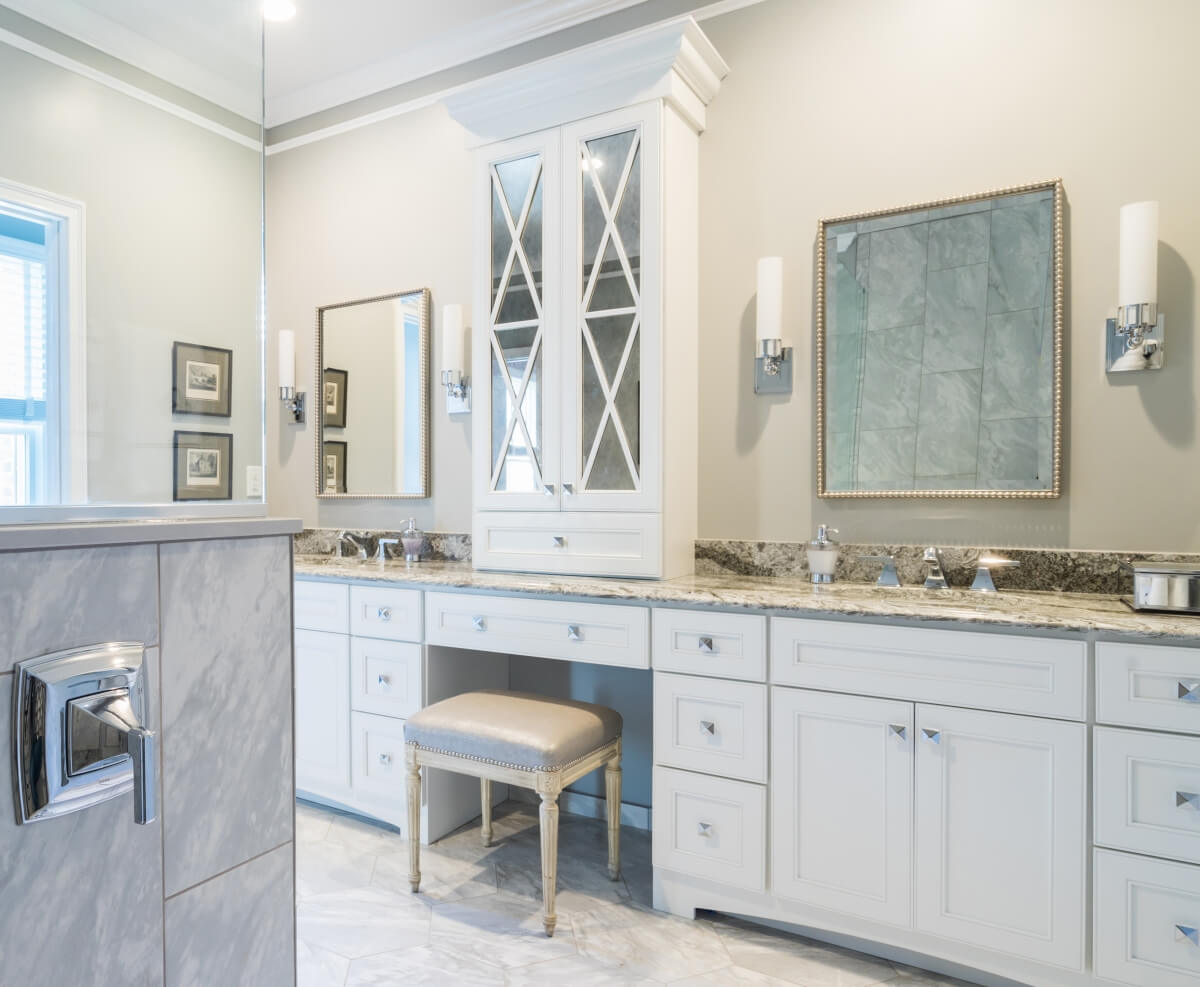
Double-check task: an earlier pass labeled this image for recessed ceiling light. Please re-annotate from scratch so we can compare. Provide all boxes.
[263,0,296,22]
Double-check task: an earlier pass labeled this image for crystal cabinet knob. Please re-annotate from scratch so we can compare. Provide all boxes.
[697,821,714,839]
[377,606,392,622]
[1176,791,1200,810]
[922,728,942,744]
[472,616,487,632]
[1179,681,1200,703]
[552,535,566,548]
[378,753,392,767]
[698,636,715,654]
[567,625,582,642]
[377,674,391,688]
[699,720,716,736]
[1175,924,1199,946]
[889,724,908,740]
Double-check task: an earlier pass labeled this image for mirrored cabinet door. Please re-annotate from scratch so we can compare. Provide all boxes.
[561,105,660,510]
[476,131,561,510]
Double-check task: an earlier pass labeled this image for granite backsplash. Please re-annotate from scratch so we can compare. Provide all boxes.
[293,528,471,563]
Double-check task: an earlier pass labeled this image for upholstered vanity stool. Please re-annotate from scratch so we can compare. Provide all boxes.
[403,690,623,936]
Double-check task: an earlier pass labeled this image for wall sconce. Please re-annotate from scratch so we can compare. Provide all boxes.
[754,256,792,394]
[278,329,305,423]
[1106,200,1165,373]
[441,303,471,414]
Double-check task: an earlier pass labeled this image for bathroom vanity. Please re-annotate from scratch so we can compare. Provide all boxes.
[293,557,1200,987]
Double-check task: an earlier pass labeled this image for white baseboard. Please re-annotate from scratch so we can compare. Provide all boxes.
[510,787,651,831]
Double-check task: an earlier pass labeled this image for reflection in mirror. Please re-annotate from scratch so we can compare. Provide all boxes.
[317,289,429,499]
[819,181,1062,498]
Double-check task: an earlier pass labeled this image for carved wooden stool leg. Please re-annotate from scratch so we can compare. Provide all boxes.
[406,753,422,892]
[605,753,622,880]
[480,778,493,847]
[538,790,561,937]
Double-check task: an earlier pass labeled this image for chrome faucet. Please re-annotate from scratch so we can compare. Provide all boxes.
[923,547,949,589]
[336,530,367,560]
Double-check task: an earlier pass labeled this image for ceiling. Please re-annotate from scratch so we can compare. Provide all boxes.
[4,0,663,127]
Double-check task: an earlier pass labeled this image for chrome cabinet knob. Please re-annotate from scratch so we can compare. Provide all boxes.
[472,616,487,632]
[699,720,716,736]
[378,752,392,766]
[1175,924,1199,945]
[1176,791,1200,810]
[543,484,556,497]
[567,624,582,642]
[563,483,575,495]
[697,821,714,839]
[552,535,566,548]
[889,724,908,740]
[377,674,391,688]
[698,636,715,654]
[1178,681,1200,703]
[922,728,942,744]
[377,606,392,621]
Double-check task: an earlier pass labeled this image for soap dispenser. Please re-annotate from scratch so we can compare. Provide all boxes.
[808,525,840,584]
[400,518,424,563]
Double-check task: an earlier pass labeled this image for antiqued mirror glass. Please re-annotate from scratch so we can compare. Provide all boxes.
[818,181,1063,498]
[316,289,429,499]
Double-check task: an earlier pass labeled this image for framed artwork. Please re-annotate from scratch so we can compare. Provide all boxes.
[323,367,348,428]
[172,342,232,417]
[322,440,347,493]
[173,430,233,501]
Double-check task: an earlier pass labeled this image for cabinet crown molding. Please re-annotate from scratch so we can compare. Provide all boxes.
[444,16,728,147]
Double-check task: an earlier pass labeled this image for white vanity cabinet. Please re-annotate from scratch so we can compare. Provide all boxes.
[462,23,726,579]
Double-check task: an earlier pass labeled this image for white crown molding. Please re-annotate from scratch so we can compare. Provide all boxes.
[443,17,729,147]
[2,0,261,121]
[265,0,648,128]
[0,28,262,151]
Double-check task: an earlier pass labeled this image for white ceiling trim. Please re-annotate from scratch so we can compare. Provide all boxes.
[1,0,261,121]
[0,29,262,152]
[265,0,647,127]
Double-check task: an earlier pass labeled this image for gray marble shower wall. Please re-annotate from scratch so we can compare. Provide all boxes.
[825,188,1055,492]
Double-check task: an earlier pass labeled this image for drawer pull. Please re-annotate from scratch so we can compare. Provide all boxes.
[922,728,942,745]
[543,484,556,497]
[1175,924,1199,946]
[378,753,393,767]
[472,616,487,632]
[376,674,391,688]
[567,624,582,642]
[697,636,715,654]
[553,535,566,548]
[697,821,714,839]
[1179,681,1200,703]
[889,724,908,740]
[1176,791,1200,810]
[562,482,575,495]
[699,720,716,736]
[376,606,392,622]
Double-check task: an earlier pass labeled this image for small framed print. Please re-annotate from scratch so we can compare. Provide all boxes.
[322,440,347,494]
[323,367,348,428]
[173,342,232,417]
[174,430,233,501]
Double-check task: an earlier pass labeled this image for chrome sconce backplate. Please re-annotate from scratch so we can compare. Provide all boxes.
[1106,304,1165,373]
[754,339,793,395]
[11,642,152,825]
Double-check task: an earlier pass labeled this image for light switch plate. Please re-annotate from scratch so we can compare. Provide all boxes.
[246,465,263,497]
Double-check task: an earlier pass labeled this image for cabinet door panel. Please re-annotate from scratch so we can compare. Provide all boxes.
[771,688,913,927]
[914,705,1085,970]
[295,629,350,797]
[473,129,561,511]
[560,104,660,511]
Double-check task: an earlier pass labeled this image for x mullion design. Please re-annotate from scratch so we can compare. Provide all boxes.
[489,329,544,492]
[490,161,544,325]
[580,313,641,489]
[580,134,641,316]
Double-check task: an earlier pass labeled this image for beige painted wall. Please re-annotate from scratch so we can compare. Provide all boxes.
[268,0,1200,551]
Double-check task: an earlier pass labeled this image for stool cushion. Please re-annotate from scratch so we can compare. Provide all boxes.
[404,690,622,771]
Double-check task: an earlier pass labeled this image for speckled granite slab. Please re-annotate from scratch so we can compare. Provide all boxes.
[292,556,1200,641]
[294,527,470,562]
[695,539,1200,597]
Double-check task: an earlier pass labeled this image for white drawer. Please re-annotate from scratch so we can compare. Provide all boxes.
[653,673,766,783]
[425,591,649,669]
[1096,727,1200,864]
[771,617,1087,720]
[295,579,349,634]
[652,609,766,681]
[349,585,422,642]
[473,511,661,578]
[350,637,423,719]
[1094,849,1200,987]
[350,711,409,819]
[652,767,765,891]
[1097,641,1200,734]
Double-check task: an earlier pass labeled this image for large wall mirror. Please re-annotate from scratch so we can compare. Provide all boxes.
[818,180,1063,498]
[316,289,430,499]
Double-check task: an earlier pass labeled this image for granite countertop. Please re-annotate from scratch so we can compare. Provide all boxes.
[293,556,1200,641]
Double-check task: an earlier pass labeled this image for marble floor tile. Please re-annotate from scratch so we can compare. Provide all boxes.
[571,902,732,982]
[297,839,377,899]
[507,952,664,985]
[431,891,579,969]
[298,885,432,959]
[711,917,898,987]
[373,845,499,902]
[495,840,629,911]
[323,813,407,856]
[297,939,350,987]
[346,944,505,986]
[888,963,978,986]
[670,964,799,986]
[297,801,335,843]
